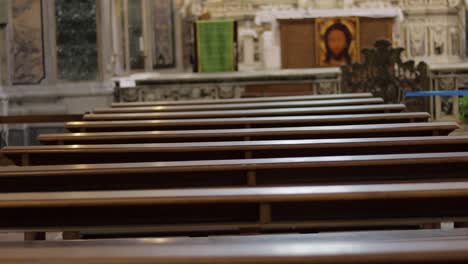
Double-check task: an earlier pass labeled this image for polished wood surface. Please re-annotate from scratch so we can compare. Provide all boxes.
[11,136,467,153]
[4,136,468,166]
[2,151,468,175]
[5,180,466,206]
[111,93,374,108]
[72,228,468,244]
[5,92,468,245]
[96,98,384,113]
[66,112,431,132]
[38,122,459,144]
[11,136,468,154]
[2,152,468,192]
[84,104,407,120]
[1,232,468,263]
[1,182,468,235]
[0,115,83,124]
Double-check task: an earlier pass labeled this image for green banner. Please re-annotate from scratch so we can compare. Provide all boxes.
[196,20,235,72]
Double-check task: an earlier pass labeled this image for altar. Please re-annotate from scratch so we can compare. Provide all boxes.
[256,8,403,69]
[113,68,340,102]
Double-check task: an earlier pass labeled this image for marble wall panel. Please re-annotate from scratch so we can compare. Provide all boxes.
[153,0,175,68]
[12,0,45,84]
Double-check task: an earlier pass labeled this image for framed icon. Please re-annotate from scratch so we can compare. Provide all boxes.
[316,17,360,67]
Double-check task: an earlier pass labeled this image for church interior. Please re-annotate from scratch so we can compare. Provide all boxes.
[2,0,468,262]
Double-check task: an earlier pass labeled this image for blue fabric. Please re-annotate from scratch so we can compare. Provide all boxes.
[405,90,468,97]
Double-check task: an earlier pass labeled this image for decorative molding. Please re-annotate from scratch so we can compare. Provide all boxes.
[4,81,113,98]
[341,40,430,112]
[120,84,243,102]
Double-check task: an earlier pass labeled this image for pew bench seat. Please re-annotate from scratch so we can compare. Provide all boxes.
[66,112,431,132]
[111,92,374,108]
[2,182,468,235]
[84,104,407,120]
[2,231,468,263]
[4,136,468,166]
[38,122,459,145]
[2,152,468,191]
[95,98,385,113]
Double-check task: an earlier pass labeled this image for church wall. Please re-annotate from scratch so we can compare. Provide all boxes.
[0,0,466,121]
[197,0,467,67]
[0,0,113,118]
[278,17,394,69]
[11,0,44,84]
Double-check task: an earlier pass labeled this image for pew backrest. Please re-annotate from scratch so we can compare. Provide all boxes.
[1,182,468,235]
[84,104,407,120]
[4,136,468,166]
[38,122,460,144]
[96,98,385,113]
[111,93,374,108]
[66,112,431,132]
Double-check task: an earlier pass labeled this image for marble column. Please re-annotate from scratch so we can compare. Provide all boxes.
[262,31,281,70]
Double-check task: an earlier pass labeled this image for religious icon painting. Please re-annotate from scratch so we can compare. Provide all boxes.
[316,17,360,67]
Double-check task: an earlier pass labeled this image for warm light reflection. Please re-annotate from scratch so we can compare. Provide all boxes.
[269,242,365,255]
[139,238,176,244]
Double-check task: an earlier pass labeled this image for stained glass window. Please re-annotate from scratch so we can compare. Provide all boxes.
[128,0,144,70]
[152,0,175,68]
[56,0,98,81]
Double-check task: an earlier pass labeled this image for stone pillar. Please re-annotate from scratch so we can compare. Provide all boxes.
[238,21,260,72]
[42,0,58,85]
[262,31,281,70]
[243,35,255,66]
[98,0,114,81]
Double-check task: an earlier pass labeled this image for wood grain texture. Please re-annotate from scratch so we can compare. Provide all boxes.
[6,135,467,155]
[95,98,384,114]
[1,181,468,207]
[1,232,468,263]
[84,104,406,120]
[66,112,431,132]
[111,92,373,108]
[1,151,468,174]
[280,18,316,69]
[1,182,468,234]
[38,122,459,144]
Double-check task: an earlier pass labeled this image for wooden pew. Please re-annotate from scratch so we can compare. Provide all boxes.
[84,104,407,121]
[66,112,431,132]
[2,231,468,263]
[111,92,374,108]
[0,114,83,124]
[4,136,468,166]
[95,98,385,113]
[2,152,468,192]
[38,122,459,145]
[80,227,468,242]
[2,181,468,235]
